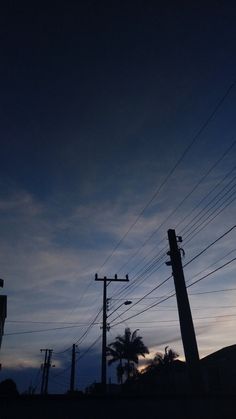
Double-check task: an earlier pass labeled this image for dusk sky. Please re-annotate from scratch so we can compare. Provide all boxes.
[0,1,236,394]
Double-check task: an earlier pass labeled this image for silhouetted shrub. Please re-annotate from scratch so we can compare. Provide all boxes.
[0,378,19,396]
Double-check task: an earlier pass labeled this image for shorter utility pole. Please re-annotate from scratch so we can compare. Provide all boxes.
[40,349,53,395]
[95,274,129,394]
[166,229,202,393]
[70,344,79,392]
[40,349,47,395]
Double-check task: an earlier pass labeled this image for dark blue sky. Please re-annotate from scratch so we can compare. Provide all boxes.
[0,1,236,393]
[1,1,236,199]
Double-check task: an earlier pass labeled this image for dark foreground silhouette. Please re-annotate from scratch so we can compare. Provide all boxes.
[1,393,236,419]
[1,345,236,418]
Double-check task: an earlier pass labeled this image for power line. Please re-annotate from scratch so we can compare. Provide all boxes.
[77,335,102,361]
[109,276,172,325]
[109,256,236,328]
[128,171,236,284]
[111,221,216,307]
[115,317,236,329]
[27,100,235,374]
[187,248,236,280]
[49,376,69,389]
[112,286,236,300]
[187,257,236,289]
[127,247,236,307]
[184,192,236,245]
[54,307,103,355]
[50,361,72,380]
[182,182,236,240]
[184,224,236,268]
[189,287,236,295]
[49,289,102,351]
[128,304,236,311]
[97,82,236,274]
[176,164,236,231]
[110,251,167,302]
[118,260,166,299]
[4,323,102,336]
[108,225,235,324]
[117,139,236,276]
[51,308,103,389]
[110,236,234,321]
[111,313,236,324]
[75,307,103,347]
[110,170,236,308]
[181,176,236,237]
[6,320,98,325]
[128,163,236,285]
[72,106,236,340]
[30,366,42,393]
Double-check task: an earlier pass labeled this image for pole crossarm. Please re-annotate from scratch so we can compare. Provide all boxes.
[95,274,129,282]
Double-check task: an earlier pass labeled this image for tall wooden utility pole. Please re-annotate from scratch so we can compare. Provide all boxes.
[166,229,202,393]
[70,344,78,392]
[95,274,129,394]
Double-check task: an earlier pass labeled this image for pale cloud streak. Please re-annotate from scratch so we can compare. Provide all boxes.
[0,156,235,392]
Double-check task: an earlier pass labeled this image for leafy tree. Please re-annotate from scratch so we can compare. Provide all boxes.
[127,346,184,395]
[0,378,19,395]
[107,328,149,383]
[145,346,179,374]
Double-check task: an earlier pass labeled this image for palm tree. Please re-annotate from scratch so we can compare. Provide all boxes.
[106,340,125,384]
[144,346,179,377]
[163,346,179,365]
[107,328,149,383]
[147,346,179,369]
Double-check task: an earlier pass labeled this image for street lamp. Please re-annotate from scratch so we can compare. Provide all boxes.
[107,300,132,319]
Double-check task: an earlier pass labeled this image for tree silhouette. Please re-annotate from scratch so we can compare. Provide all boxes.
[106,341,125,384]
[146,346,179,371]
[163,346,179,365]
[107,328,149,383]
[0,379,19,396]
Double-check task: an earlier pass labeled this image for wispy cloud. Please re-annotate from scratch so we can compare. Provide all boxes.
[0,156,235,392]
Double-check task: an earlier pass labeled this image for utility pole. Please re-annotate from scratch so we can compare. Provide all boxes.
[0,278,7,351]
[166,229,202,393]
[40,349,47,395]
[70,344,78,392]
[95,274,129,394]
[45,349,53,394]
[40,349,53,395]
